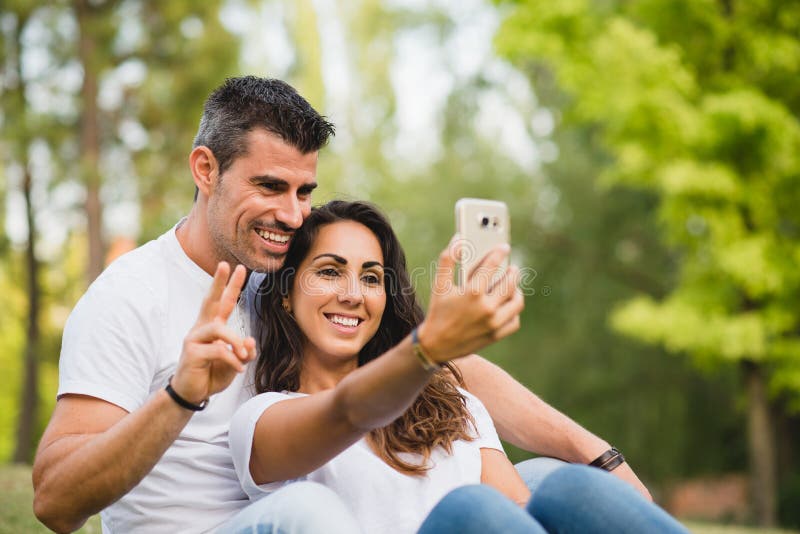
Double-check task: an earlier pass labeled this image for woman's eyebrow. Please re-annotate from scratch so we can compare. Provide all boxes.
[312,253,347,264]
[311,254,383,269]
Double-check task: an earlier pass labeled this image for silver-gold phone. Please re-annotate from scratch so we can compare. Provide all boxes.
[455,198,510,286]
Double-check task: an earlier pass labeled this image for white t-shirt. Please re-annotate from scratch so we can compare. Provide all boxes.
[58,225,261,534]
[229,388,504,534]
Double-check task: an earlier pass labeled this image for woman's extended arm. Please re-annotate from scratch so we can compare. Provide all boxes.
[243,245,525,484]
[246,335,434,483]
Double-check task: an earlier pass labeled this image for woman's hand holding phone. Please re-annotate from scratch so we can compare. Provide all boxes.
[417,238,524,363]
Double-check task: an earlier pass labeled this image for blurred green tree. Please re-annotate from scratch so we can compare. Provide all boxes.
[0,0,240,463]
[1,0,56,464]
[278,1,743,498]
[495,0,800,525]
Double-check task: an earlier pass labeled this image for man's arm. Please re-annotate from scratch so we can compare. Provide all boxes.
[32,263,256,532]
[457,354,653,500]
[32,394,193,533]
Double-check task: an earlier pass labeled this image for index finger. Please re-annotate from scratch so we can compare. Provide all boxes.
[198,262,231,323]
[216,264,247,322]
[434,236,460,294]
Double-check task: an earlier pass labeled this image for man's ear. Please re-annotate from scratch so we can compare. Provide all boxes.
[189,146,219,197]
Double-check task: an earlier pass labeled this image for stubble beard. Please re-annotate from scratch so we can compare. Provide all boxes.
[219,225,287,274]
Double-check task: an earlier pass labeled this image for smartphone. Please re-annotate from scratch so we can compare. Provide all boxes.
[455,198,510,286]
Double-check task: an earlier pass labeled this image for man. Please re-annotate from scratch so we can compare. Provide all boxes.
[32,76,649,533]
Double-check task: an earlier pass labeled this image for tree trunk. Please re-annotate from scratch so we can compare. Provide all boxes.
[742,359,777,526]
[8,8,40,465]
[13,164,40,464]
[76,0,104,283]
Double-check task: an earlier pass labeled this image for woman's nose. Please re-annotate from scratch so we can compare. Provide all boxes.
[338,276,365,305]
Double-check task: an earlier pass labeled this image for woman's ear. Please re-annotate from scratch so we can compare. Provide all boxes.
[189,146,220,198]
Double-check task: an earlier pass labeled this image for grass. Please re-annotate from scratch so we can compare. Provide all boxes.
[686,523,799,534]
[1,464,101,534]
[2,464,797,534]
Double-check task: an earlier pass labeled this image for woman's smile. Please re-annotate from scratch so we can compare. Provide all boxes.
[324,312,364,332]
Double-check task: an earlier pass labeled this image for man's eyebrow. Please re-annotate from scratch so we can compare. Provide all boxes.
[299,182,318,192]
[312,253,347,264]
[249,176,318,191]
[250,175,287,185]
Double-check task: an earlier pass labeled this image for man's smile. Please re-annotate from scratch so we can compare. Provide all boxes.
[255,227,291,244]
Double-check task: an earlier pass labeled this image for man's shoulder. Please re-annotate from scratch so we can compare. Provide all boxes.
[98,238,166,285]
[83,231,178,311]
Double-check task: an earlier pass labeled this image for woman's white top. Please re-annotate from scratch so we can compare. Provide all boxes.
[229,388,504,533]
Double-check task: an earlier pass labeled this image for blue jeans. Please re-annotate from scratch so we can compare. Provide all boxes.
[419,484,547,533]
[517,459,690,533]
[217,460,689,533]
[215,481,361,534]
[419,460,689,533]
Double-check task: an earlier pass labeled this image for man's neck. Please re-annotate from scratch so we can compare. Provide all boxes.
[175,206,226,276]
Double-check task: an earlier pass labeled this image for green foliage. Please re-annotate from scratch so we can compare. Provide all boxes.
[0,261,26,462]
[0,1,241,462]
[495,0,800,410]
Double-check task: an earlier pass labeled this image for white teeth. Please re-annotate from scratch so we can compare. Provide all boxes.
[328,315,359,327]
[256,229,290,244]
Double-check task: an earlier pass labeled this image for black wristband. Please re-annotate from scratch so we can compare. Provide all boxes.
[589,447,625,472]
[165,376,207,411]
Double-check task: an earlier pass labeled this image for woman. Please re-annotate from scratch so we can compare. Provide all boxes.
[229,200,688,533]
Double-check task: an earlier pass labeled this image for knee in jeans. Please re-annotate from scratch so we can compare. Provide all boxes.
[264,481,357,532]
[537,464,636,504]
[516,457,569,495]
[547,465,613,489]
[438,484,494,507]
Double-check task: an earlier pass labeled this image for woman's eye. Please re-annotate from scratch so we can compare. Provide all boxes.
[318,268,339,277]
[362,274,381,285]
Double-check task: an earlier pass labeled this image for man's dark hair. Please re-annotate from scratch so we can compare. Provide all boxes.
[193,76,335,175]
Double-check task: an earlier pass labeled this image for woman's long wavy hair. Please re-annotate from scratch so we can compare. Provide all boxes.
[254,200,475,474]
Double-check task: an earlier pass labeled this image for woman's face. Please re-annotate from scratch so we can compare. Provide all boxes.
[289,220,387,364]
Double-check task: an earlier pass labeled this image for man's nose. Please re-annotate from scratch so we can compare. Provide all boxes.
[276,195,304,230]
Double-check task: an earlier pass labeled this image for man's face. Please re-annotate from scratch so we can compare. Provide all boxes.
[207,129,319,273]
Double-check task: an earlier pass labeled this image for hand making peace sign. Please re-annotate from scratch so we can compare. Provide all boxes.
[171,262,257,407]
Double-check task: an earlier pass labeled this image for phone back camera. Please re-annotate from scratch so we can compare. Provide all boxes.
[481,216,490,227]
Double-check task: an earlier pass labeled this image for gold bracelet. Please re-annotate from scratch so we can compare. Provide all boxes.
[411,327,440,372]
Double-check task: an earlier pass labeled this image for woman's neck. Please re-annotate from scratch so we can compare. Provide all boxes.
[298,349,359,394]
